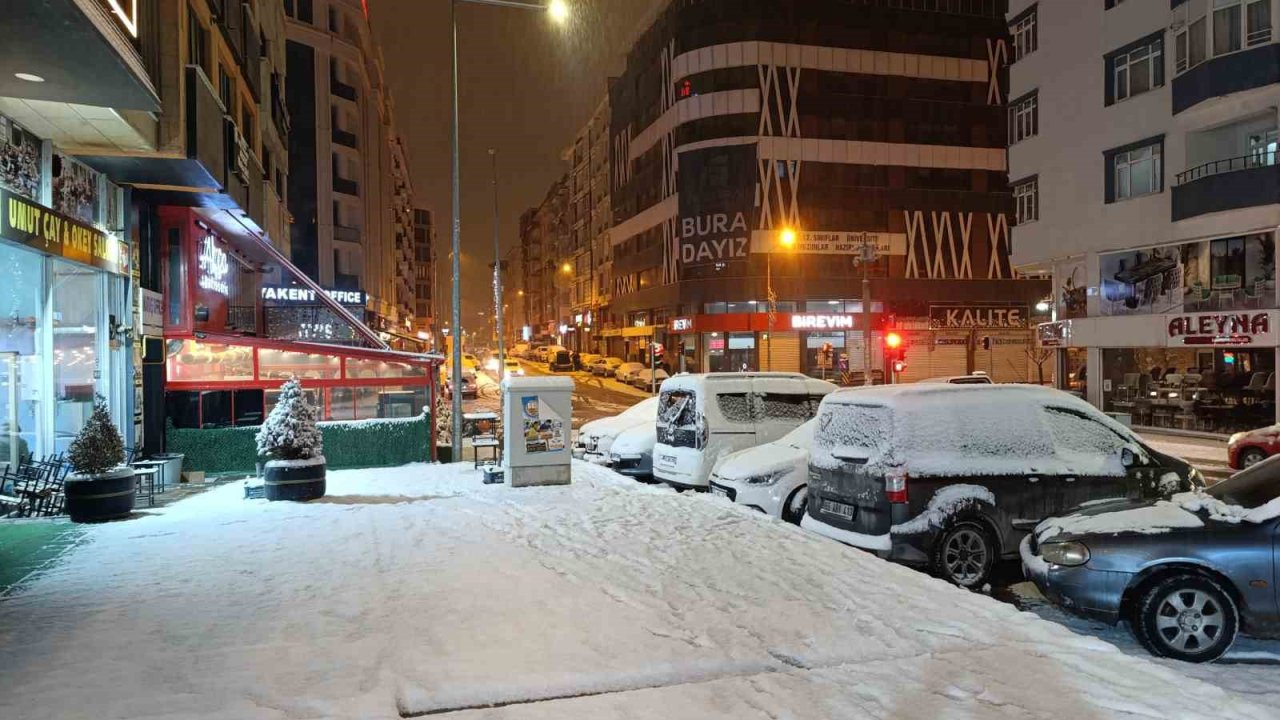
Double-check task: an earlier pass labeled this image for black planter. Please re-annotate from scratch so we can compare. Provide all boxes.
[65,468,136,523]
[264,460,326,501]
[436,445,452,464]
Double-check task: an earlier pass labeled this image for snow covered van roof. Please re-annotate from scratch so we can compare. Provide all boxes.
[822,382,1095,411]
[662,372,838,395]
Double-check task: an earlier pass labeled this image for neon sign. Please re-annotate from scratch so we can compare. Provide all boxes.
[100,0,139,38]
[197,235,230,296]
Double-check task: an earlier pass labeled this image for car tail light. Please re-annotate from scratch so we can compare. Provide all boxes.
[885,468,908,504]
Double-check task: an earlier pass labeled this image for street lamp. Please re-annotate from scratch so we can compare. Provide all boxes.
[449,0,569,460]
[767,226,797,370]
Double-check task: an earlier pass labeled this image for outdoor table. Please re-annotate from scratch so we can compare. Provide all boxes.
[131,459,168,493]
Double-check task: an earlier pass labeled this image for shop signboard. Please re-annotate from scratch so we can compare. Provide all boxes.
[668,317,695,333]
[929,305,1027,329]
[1038,320,1071,347]
[789,313,855,330]
[261,285,366,306]
[140,289,163,336]
[1165,311,1275,346]
[753,230,907,256]
[0,187,127,275]
[678,146,755,267]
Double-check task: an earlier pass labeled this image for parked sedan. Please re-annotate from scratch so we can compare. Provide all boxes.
[609,422,657,482]
[591,357,624,377]
[1228,424,1280,469]
[1023,455,1280,662]
[629,368,670,392]
[615,362,646,384]
[709,419,813,523]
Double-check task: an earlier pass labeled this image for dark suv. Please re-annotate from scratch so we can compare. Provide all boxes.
[802,384,1201,588]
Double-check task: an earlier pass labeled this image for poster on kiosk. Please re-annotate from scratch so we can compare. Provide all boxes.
[502,376,573,487]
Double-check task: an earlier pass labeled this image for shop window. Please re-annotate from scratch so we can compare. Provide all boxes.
[233,390,265,426]
[166,340,254,383]
[259,348,341,380]
[327,387,356,421]
[165,391,201,429]
[200,391,232,429]
[345,358,426,379]
[1102,347,1275,434]
[265,387,320,418]
[0,243,44,463]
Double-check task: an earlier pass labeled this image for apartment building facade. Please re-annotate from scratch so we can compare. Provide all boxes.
[560,96,613,352]
[1011,0,1279,434]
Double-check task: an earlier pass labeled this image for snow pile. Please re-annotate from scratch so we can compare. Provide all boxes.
[0,460,1273,719]
[891,484,996,535]
[1174,490,1280,524]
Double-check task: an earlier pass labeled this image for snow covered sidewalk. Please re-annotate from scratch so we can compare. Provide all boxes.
[0,461,1271,719]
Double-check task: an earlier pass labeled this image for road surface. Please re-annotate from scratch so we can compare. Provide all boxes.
[463,359,653,431]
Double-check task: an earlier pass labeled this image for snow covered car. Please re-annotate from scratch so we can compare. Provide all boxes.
[609,422,658,482]
[1023,455,1280,663]
[502,358,524,377]
[590,357,624,377]
[653,373,837,491]
[708,418,814,523]
[629,368,670,392]
[615,362,646,384]
[573,396,659,463]
[803,384,1201,588]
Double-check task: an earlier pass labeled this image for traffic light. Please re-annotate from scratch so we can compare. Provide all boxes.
[981,336,991,351]
[892,359,907,374]
[884,332,903,351]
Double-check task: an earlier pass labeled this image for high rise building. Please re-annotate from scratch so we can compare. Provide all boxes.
[520,177,571,341]
[561,95,612,352]
[1009,0,1278,433]
[412,207,435,342]
[284,0,420,341]
[596,0,1046,379]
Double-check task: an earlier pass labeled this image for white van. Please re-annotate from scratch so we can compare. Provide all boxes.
[652,373,838,490]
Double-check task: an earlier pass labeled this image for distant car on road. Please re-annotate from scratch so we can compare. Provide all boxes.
[1228,424,1280,469]
[549,350,574,372]
[590,357,624,377]
[709,418,815,523]
[1023,455,1280,663]
[803,384,1201,588]
[615,362,646,384]
[503,358,524,377]
[629,368,670,392]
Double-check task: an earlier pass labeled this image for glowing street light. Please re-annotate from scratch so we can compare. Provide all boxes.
[779,226,798,248]
[547,0,570,24]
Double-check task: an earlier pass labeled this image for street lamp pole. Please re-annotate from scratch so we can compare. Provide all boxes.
[449,0,566,460]
[490,149,505,383]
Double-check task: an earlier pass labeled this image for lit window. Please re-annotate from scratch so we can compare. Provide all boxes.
[1013,178,1039,225]
[1009,91,1038,145]
[1010,6,1037,61]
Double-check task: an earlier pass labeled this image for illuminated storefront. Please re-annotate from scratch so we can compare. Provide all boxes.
[154,207,439,448]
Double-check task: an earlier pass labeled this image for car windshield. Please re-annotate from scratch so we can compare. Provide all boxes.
[1208,455,1280,508]
[658,390,696,427]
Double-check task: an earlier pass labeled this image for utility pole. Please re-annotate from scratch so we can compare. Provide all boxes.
[858,241,878,385]
[489,149,505,382]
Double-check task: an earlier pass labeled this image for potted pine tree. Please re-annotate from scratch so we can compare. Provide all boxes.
[64,399,135,523]
[256,378,326,501]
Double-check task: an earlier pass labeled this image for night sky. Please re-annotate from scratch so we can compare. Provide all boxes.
[370,0,660,328]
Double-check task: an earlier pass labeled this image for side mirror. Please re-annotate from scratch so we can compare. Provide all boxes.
[1121,447,1139,468]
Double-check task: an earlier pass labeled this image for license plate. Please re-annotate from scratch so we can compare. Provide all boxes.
[820,499,855,520]
[659,454,677,466]
[711,485,729,498]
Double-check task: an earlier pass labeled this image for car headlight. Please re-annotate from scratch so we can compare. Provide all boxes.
[1040,541,1090,567]
[742,470,785,486]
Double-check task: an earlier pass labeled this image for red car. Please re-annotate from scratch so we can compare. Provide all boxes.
[1227,425,1280,469]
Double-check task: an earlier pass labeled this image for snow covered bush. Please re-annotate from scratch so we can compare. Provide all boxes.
[434,390,452,446]
[67,398,125,476]
[256,378,323,461]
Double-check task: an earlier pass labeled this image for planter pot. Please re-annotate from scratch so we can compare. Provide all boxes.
[263,457,326,501]
[435,445,453,464]
[64,467,136,523]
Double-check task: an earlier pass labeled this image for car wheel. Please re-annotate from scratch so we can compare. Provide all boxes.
[781,485,808,525]
[1240,448,1268,468]
[1132,574,1238,663]
[932,521,996,589]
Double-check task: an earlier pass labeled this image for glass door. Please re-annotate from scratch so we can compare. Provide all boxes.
[51,259,107,454]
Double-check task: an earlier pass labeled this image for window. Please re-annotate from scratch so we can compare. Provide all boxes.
[760,393,813,421]
[1010,6,1037,61]
[1179,1,1270,74]
[1013,177,1038,225]
[1108,34,1163,104]
[1214,0,1244,55]
[1249,129,1278,166]
[1043,407,1130,458]
[218,66,233,112]
[1009,91,1038,145]
[1108,139,1163,202]
[716,393,756,424]
[187,7,207,72]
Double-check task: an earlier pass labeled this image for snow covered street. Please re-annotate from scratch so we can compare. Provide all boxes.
[1,461,1275,719]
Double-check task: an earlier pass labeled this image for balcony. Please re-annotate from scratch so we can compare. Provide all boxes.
[1173,44,1280,115]
[332,128,358,149]
[1173,151,1280,221]
[333,177,359,196]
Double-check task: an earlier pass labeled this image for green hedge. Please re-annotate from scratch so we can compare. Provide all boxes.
[166,415,433,475]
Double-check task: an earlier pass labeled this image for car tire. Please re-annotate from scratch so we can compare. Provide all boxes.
[932,520,997,589]
[781,485,808,525]
[1131,573,1238,663]
[1240,448,1268,468]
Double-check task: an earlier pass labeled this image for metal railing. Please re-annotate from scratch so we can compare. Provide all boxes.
[1176,150,1277,185]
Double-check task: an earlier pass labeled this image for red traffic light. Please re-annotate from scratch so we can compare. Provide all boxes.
[884,332,903,350]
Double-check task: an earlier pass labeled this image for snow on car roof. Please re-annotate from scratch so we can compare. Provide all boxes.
[660,372,835,395]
